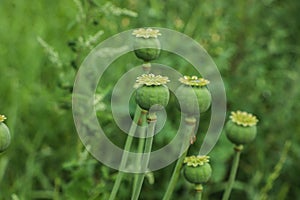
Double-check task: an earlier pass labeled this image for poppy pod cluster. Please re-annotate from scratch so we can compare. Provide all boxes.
[225,111,259,145]
[0,115,10,153]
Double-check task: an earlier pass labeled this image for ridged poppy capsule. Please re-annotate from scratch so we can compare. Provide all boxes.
[175,76,211,115]
[132,28,161,62]
[183,155,212,184]
[135,74,170,111]
[225,110,259,145]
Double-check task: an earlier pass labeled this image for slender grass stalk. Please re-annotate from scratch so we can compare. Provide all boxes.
[109,106,142,200]
[131,112,157,200]
[222,145,243,200]
[258,140,291,200]
[162,116,196,200]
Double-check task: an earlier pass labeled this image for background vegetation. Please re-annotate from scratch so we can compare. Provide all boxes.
[0,0,299,199]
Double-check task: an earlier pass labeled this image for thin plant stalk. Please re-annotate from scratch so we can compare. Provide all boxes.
[162,116,196,200]
[131,112,157,200]
[162,153,187,200]
[109,106,142,200]
[222,145,243,200]
[131,61,151,194]
[195,191,202,200]
[258,141,291,200]
[132,110,148,196]
[194,184,203,200]
[142,62,151,74]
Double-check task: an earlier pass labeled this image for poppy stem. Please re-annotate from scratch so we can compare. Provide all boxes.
[194,184,203,200]
[222,145,243,200]
[109,106,142,200]
[162,116,196,200]
[131,112,157,200]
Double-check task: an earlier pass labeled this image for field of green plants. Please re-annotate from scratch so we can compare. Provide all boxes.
[0,0,299,199]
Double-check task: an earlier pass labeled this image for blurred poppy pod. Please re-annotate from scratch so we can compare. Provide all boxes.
[225,111,259,145]
[135,74,170,111]
[132,28,161,62]
[183,155,212,184]
[0,115,11,153]
[175,76,211,115]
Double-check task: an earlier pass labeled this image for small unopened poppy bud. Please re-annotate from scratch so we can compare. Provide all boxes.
[225,111,259,145]
[183,155,212,184]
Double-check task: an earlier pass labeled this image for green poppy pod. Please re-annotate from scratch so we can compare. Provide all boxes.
[132,28,161,62]
[136,85,169,111]
[175,76,211,115]
[0,115,10,153]
[183,155,212,184]
[225,111,259,145]
[135,74,170,111]
[134,38,161,62]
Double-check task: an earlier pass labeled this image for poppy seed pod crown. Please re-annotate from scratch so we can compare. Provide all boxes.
[175,76,212,115]
[135,74,170,111]
[225,111,259,145]
[183,155,212,184]
[132,28,161,62]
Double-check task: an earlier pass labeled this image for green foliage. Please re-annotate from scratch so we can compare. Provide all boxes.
[0,0,299,199]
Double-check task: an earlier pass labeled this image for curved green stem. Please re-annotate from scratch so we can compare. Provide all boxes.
[131,112,157,200]
[222,145,243,200]
[162,117,196,200]
[109,106,142,200]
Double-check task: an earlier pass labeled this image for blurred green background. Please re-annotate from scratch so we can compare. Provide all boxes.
[0,0,299,199]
